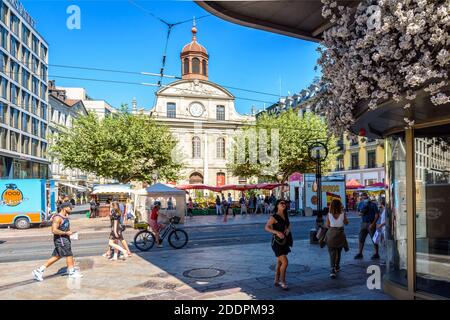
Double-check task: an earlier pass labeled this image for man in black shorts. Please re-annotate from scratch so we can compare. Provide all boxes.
[32,202,83,281]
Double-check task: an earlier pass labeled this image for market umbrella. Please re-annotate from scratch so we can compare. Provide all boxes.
[346,179,364,189]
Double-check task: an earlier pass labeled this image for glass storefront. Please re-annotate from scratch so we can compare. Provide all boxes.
[385,134,408,287]
[385,123,450,299]
[414,124,450,298]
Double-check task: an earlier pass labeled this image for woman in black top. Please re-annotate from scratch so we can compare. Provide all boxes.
[265,199,293,290]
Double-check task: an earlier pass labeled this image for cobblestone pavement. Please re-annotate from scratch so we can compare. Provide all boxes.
[0,236,392,300]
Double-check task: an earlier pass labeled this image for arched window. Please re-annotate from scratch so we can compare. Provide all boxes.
[202,60,207,76]
[183,58,189,75]
[216,137,225,159]
[192,136,201,158]
[189,172,203,184]
[192,58,200,74]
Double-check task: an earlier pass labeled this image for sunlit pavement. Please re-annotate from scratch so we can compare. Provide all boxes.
[0,229,392,300]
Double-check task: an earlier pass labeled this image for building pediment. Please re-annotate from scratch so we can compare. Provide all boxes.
[157,80,234,100]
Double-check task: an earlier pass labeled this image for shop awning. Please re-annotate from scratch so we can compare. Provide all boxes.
[91,184,132,195]
[57,182,89,192]
[346,179,364,189]
[175,183,286,192]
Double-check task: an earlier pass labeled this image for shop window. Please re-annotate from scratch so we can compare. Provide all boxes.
[414,124,450,298]
[385,134,408,287]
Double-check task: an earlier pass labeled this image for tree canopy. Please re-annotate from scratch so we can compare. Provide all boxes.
[227,110,337,182]
[50,108,183,183]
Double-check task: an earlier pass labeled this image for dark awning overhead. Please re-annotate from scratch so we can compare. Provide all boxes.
[196,0,356,42]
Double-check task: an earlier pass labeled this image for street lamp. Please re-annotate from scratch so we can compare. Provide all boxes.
[276,172,284,199]
[308,142,328,232]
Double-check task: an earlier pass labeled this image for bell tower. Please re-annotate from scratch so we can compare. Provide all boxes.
[180,19,209,81]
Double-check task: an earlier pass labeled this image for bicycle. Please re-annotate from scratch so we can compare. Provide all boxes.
[133,216,189,251]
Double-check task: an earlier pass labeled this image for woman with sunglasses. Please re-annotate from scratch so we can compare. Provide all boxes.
[265,199,293,290]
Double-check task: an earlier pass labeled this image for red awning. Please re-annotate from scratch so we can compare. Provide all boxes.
[367,182,387,188]
[346,179,364,189]
[174,183,285,192]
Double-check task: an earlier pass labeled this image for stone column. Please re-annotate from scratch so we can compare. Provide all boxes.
[204,131,209,196]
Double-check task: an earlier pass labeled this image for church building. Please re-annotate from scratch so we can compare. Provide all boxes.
[149,24,255,187]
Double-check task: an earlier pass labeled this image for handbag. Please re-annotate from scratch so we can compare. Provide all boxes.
[273,233,287,246]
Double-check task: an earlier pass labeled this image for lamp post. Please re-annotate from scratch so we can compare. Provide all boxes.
[276,172,284,199]
[308,142,328,231]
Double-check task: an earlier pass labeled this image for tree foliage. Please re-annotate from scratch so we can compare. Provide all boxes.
[227,110,338,182]
[50,108,183,183]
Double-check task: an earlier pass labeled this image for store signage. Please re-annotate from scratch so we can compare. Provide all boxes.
[1,183,24,206]
[5,0,36,28]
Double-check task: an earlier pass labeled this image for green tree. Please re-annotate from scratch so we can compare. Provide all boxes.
[227,110,337,182]
[50,107,183,183]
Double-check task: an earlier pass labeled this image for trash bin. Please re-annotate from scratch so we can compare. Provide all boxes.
[310,228,318,244]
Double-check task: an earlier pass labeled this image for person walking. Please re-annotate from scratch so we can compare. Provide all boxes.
[108,202,130,261]
[255,195,262,214]
[89,196,97,218]
[269,193,277,214]
[187,197,194,217]
[264,196,270,214]
[32,202,83,281]
[354,193,380,260]
[125,198,135,225]
[227,193,234,217]
[167,197,174,210]
[265,200,293,290]
[215,195,222,215]
[326,199,349,279]
[248,195,255,214]
[240,193,247,215]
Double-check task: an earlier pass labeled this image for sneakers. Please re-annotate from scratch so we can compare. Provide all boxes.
[157,243,163,248]
[68,270,83,279]
[354,253,363,260]
[334,266,341,273]
[32,269,44,282]
[330,269,336,279]
[371,253,380,260]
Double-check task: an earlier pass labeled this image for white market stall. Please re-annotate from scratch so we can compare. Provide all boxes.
[134,183,187,224]
[91,184,133,217]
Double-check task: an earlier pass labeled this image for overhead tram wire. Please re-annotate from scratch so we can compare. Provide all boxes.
[44,63,280,97]
[43,74,277,105]
[127,0,210,87]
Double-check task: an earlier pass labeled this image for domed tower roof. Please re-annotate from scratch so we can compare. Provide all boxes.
[181,26,208,55]
[180,20,209,81]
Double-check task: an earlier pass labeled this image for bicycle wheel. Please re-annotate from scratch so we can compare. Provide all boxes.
[134,230,156,251]
[168,229,189,249]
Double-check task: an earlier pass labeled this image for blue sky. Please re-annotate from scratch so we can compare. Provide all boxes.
[23,0,320,114]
